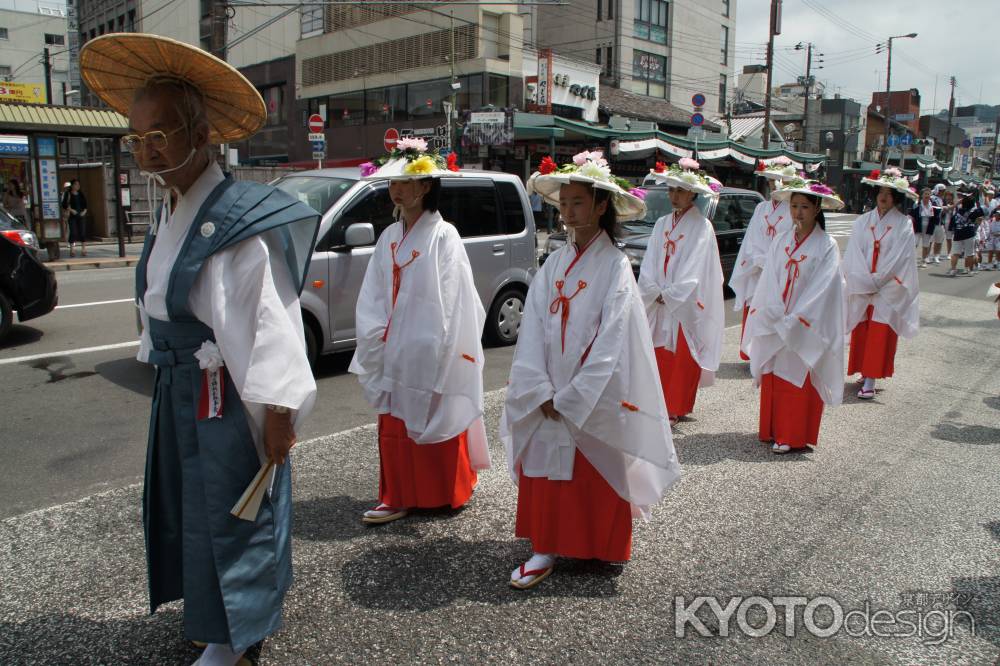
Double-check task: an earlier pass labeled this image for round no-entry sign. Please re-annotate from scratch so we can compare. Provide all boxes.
[308,114,324,133]
[691,93,706,108]
[384,128,399,152]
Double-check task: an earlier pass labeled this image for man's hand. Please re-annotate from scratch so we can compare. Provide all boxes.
[540,399,561,421]
[264,409,296,465]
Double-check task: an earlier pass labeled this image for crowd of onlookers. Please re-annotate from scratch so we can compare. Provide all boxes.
[909,184,1000,276]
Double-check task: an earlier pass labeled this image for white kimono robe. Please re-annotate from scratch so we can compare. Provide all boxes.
[729,199,792,310]
[744,225,845,406]
[349,210,491,470]
[501,232,681,519]
[137,161,317,461]
[842,208,919,339]
[637,206,725,384]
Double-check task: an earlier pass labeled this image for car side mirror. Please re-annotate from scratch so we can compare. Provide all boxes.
[345,222,375,247]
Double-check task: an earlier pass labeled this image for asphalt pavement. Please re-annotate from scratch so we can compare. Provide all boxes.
[1,218,999,664]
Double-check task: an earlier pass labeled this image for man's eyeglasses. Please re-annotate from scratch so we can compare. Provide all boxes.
[121,127,185,154]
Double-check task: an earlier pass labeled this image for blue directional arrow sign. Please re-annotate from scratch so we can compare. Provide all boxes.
[311,141,325,152]
[900,134,912,147]
[887,134,899,147]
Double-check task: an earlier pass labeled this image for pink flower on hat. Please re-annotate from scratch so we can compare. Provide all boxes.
[678,157,700,170]
[397,137,428,152]
[772,156,792,166]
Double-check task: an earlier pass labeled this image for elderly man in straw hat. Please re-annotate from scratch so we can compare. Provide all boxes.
[80,34,320,665]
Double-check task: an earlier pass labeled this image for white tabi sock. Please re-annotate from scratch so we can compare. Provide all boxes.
[862,378,875,392]
[511,552,555,583]
[192,643,246,666]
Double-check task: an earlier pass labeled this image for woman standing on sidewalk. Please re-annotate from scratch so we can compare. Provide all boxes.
[742,179,845,454]
[842,169,919,400]
[729,158,797,361]
[350,139,491,525]
[64,179,88,257]
[502,152,680,590]
[638,158,724,425]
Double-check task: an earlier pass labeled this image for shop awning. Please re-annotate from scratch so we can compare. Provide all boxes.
[0,102,129,136]
[616,133,825,171]
[915,157,953,173]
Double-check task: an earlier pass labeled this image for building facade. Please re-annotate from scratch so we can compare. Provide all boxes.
[531,0,736,119]
[0,0,71,103]
[869,89,920,134]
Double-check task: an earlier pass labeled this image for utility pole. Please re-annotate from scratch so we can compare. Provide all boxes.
[796,42,822,152]
[449,11,456,154]
[879,32,918,169]
[990,113,999,179]
[762,0,780,149]
[945,76,957,160]
[42,48,52,105]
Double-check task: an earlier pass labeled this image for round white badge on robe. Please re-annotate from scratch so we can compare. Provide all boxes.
[200,222,216,238]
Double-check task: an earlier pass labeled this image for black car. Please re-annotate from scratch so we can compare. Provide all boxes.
[0,206,58,340]
[539,186,765,284]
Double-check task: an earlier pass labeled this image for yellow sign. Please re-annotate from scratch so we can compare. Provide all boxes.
[0,83,47,105]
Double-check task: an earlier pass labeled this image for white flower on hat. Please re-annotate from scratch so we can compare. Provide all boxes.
[893,177,909,189]
[578,160,611,180]
[397,137,429,152]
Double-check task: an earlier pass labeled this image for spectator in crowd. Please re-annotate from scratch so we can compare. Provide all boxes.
[2,178,29,227]
[948,189,984,277]
[911,188,939,268]
[985,208,1000,271]
[940,189,956,259]
[63,179,88,257]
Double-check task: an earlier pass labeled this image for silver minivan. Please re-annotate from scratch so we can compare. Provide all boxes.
[272,168,537,366]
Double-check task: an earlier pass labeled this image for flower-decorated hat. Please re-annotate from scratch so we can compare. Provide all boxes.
[755,156,799,182]
[648,158,717,196]
[528,151,647,222]
[771,177,846,211]
[360,137,461,181]
[861,167,919,201]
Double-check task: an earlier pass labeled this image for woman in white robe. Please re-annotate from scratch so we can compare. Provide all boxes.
[502,152,681,590]
[841,169,919,400]
[349,141,490,524]
[743,179,845,454]
[638,158,724,424]
[729,158,797,360]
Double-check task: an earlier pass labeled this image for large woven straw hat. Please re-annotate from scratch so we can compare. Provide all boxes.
[79,33,266,144]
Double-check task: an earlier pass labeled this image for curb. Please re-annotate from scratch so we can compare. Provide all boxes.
[44,258,139,272]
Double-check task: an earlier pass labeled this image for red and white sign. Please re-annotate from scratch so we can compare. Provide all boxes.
[384,128,399,152]
[308,114,324,133]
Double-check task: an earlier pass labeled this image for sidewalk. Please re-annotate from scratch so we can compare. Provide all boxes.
[43,241,143,272]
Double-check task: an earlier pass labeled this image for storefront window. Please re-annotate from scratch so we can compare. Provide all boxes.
[328,90,364,127]
[365,85,406,124]
[456,74,483,112]
[407,78,450,118]
[487,74,508,108]
[632,50,667,98]
[633,0,668,44]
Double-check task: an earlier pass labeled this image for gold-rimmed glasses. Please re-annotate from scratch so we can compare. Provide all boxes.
[121,126,185,154]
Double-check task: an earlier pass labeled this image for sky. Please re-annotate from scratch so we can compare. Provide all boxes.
[734,0,1000,114]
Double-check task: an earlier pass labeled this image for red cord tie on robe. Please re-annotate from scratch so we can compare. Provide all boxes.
[782,230,812,313]
[549,279,588,353]
[869,225,892,273]
[662,212,686,276]
[764,207,783,238]
[382,235,420,342]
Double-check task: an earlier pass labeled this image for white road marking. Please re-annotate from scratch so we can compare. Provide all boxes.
[0,340,140,366]
[55,298,134,310]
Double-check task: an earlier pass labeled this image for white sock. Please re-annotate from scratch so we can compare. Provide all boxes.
[193,643,246,666]
[511,552,555,582]
[862,378,875,392]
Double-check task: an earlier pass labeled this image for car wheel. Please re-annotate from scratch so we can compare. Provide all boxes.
[303,319,319,370]
[0,291,12,342]
[486,287,525,346]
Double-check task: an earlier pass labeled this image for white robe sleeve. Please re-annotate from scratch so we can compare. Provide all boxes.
[504,259,557,424]
[347,232,392,409]
[190,230,317,420]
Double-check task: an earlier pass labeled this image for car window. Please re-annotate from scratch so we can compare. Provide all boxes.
[496,181,526,234]
[641,188,673,226]
[439,179,502,237]
[735,196,761,225]
[273,176,354,215]
[712,197,741,231]
[327,182,395,248]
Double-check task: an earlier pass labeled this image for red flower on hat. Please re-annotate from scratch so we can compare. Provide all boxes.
[654,161,667,173]
[447,152,460,172]
[756,161,766,172]
[538,156,557,174]
[868,169,881,180]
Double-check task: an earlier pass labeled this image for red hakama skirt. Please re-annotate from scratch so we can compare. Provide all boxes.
[654,326,701,418]
[377,414,477,510]
[848,305,898,379]
[758,372,824,448]
[515,450,632,562]
[739,304,750,361]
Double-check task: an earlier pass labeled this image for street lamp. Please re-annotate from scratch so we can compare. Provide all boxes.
[880,32,918,169]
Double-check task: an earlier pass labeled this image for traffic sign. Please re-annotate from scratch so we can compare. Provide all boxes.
[312,150,326,160]
[887,134,899,147]
[384,128,399,152]
[308,114,324,133]
[691,93,706,108]
[691,112,705,127]
[900,134,912,147]
[311,141,325,152]
[961,139,972,148]
[308,132,326,142]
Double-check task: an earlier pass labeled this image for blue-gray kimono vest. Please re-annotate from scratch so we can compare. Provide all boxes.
[135,176,319,652]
